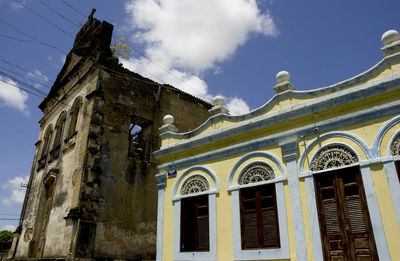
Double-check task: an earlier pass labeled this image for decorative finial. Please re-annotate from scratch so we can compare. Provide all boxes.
[276,71,290,83]
[159,114,178,134]
[209,95,229,116]
[381,29,400,57]
[213,96,225,106]
[273,70,295,93]
[163,115,174,125]
[381,30,400,46]
[89,8,96,20]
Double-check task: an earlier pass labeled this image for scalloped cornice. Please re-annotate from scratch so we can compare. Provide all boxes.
[160,52,400,142]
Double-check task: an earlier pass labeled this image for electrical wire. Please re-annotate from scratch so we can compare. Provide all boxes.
[0,9,209,104]
[38,0,81,29]
[0,70,47,96]
[60,0,86,19]
[0,17,67,53]
[16,0,75,38]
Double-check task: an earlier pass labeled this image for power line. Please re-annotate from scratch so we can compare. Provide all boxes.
[17,0,74,38]
[0,62,52,90]
[0,32,38,44]
[0,57,52,87]
[0,218,19,220]
[0,12,208,103]
[0,78,44,98]
[0,71,47,96]
[61,0,86,19]
[38,0,81,29]
[0,17,67,53]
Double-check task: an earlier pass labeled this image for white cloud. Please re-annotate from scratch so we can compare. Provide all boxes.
[1,224,16,232]
[226,97,251,116]
[122,0,277,115]
[27,69,49,83]
[125,0,278,72]
[1,176,29,206]
[0,76,29,115]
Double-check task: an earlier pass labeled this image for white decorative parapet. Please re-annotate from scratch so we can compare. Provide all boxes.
[208,95,229,116]
[273,70,295,93]
[381,29,400,57]
[159,114,178,134]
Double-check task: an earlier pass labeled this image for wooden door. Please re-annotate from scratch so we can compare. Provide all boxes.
[315,167,378,261]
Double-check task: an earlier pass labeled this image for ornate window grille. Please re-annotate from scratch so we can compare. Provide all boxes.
[311,145,358,171]
[239,162,275,185]
[181,175,209,195]
[390,133,400,156]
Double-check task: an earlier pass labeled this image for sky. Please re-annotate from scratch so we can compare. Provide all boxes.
[0,0,399,231]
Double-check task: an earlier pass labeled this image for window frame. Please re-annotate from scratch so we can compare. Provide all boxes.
[172,167,218,261]
[180,194,209,252]
[240,183,280,250]
[228,156,290,260]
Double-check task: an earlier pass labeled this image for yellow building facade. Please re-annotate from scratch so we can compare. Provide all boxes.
[154,29,400,261]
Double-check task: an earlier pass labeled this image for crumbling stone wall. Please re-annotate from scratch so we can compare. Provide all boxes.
[11,15,211,261]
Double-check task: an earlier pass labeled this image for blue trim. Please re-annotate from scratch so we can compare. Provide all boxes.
[155,173,166,261]
[280,141,308,261]
[172,165,219,200]
[227,151,286,190]
[172,169,218,260]
[158,101,400,172]
[298,132,371,174]
[231,182,290,260]
[372,115,400,157]
[358,165,391,260]
[156,76,400,158]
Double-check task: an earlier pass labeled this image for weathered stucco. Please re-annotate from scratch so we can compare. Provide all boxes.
[10,14,211,261]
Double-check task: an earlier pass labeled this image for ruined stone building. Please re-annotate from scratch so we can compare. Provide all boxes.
[8,14,211,260]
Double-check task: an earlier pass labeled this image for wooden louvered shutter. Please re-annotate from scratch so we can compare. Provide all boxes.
[196,196,209,250]
[315,167,378,261]
[240,184,279,249]
[180,195,209,252]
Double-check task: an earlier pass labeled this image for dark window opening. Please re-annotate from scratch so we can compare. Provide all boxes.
[180,195,209,252]
[240,183,280,249]
[395,161,400,183]
[128,116,152,161]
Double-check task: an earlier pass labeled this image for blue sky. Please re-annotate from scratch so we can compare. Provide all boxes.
[0,0,399,231]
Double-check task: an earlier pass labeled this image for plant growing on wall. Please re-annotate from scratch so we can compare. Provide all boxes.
[110,36,132,59]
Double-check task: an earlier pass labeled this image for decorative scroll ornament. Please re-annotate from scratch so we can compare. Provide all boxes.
[391,133,400,156]
[311,145,358,171]
[181,175,209,195]
[239,162,275,185]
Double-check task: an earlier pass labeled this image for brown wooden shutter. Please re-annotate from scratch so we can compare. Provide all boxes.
[181,195,209,252]
[240,184,280,249]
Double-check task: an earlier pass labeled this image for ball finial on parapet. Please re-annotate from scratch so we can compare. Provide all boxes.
[381,30,400,57]
[213,95,225,106]
[209,95,229,116]
[381,30,400,46]
[276,71,291,83]
[163,114,174,125]
[273,70,295,93]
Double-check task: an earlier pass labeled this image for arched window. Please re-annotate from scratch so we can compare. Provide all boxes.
[53,112,66,149]
[180,175,210,252]
[311,145,378,260]
[390,132,400,181]
[310,144,358,171]
[238,162,279,249]
[67,98,82,139]
[38,126,53,170]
